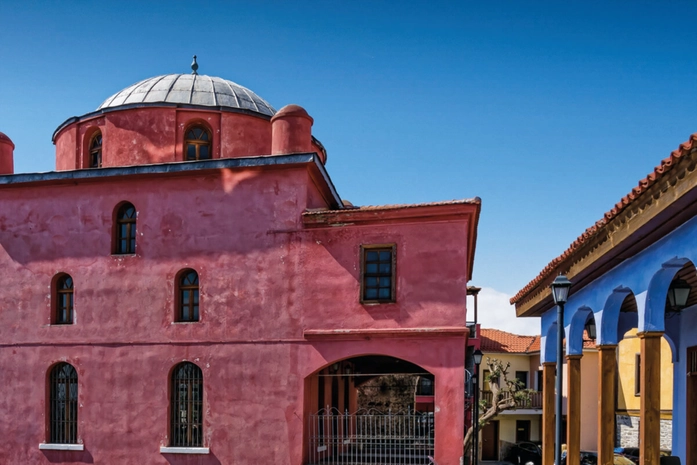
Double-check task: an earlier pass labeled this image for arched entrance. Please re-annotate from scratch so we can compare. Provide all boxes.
[306,355,435,464]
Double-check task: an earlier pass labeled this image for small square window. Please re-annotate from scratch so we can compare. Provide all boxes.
[360,244,396,304]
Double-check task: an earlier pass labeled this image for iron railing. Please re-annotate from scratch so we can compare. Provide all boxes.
[480,390,542,409]
[308,407,435,464]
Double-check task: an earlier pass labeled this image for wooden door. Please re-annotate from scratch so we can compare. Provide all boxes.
[481,420,499,460]
[688,346,697,465]
[516,420,531,443]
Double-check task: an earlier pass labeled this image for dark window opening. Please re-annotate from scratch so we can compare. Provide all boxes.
[89,132,102,168]
[515,371,528,389]
[185,126,211,161]
[170,362,203,447]
[55,274,74,325]
[49,363,78,444]
[361,245,396,303]
[114,203,136,254]
[416,376,435,396]
[177,270,200,322]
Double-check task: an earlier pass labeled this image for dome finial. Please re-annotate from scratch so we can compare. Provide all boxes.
[191,55,199,75]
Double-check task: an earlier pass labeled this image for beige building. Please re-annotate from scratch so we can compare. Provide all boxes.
[477,329,598,460]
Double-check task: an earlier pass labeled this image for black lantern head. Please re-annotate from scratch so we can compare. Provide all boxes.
[551,274,572,305]
[668,278,691,312]
[473,349,484,366]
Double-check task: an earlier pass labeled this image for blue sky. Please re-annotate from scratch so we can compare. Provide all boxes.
[1,1,696,333]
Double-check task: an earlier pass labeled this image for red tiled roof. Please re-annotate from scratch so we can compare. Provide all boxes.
[481,329,596,354]
[511,133,697,305]
[480,329,539,354]
[302,198,481,216]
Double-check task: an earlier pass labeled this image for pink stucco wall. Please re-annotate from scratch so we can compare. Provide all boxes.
[0,161,473,463]
[54,107,275,170]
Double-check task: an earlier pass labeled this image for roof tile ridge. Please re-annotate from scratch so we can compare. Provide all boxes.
[511,132,697,306]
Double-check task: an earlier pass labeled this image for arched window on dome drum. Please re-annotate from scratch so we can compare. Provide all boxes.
[54,274,74,325]
[170,362,203,447]
[185,126,211,161]
[49,363,78,444]
[89,132,102,168]
[177,270,199,322]
[114,202,136,254]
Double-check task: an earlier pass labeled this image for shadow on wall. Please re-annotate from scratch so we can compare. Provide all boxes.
[163,453,222,465]
[41,448,94,463]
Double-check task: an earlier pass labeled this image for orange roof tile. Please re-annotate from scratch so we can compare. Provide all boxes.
[511,133,697,306]
[480,329,596,354]
[480,329,539,354]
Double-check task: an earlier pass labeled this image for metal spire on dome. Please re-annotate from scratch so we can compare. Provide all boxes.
[191,55,199,75]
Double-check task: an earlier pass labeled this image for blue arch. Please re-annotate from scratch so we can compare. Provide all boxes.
[642,257,691,332]
[568,306,594,355]
[541,320,566,364]
[597,286,634,346]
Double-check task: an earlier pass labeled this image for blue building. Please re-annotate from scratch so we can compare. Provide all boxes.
[512,133,697,465]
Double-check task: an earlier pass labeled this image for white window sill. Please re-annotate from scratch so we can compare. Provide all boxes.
[39,443,84,451]
[160,446,210,454]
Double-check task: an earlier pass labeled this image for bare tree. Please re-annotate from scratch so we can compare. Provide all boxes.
[463,357,532,454]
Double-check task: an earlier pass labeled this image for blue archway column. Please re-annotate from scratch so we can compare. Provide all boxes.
[594,288,633,465]
[566,306,593,465]
[639,259,686,465]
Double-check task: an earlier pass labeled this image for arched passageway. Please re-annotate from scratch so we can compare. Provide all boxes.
[305,355,435,465]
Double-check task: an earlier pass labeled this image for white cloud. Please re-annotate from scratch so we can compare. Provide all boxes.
[468,287,540,336]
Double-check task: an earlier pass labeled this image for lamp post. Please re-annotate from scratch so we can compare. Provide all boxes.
[550,275,571,465]
[472,348,483,465]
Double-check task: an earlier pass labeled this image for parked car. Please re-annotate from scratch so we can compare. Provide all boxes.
[614,447,673,465]
[502,441,542,465]
[561,450,635,465]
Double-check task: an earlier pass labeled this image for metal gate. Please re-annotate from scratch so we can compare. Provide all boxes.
[308,407,435,464]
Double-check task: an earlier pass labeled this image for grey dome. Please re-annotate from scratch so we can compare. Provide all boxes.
[97,74,276,117]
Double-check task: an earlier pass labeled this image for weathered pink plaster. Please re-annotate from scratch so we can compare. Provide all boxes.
[2,95,478,464]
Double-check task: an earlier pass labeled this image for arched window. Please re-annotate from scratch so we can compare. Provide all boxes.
[177,270,199,322]
[49,363,78,444]
[184,126,211,161]
[54,274,74,324]
[89,132,102,168]
[170,362,203,447]
[114,202,136,254]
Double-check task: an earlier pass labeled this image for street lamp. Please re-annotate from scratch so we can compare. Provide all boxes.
[472,349,484,465]
[550,274,571,465]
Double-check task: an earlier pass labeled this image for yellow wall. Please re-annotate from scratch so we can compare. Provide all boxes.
[616,328,673,414]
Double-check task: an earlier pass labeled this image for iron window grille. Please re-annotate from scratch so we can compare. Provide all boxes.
[89,132,102,168]
[49,363,78,444]
[360,244,396,303]
[114,203,136,254]
[185,126,212,161]
[170,362,203,447]
[178,270,200,322]
[55,274,74,324]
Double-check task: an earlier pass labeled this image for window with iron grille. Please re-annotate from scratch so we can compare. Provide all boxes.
[54,274,74,325]
[177,270,199,322]
[89,132,102,168]
[360,244,396,303]
[170,362,203,447]
[114,202,136,254]
[185,126,212,161]
[49,363,78,444]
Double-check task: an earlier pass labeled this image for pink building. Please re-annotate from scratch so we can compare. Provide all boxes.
[0,64,480,464]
